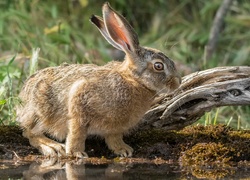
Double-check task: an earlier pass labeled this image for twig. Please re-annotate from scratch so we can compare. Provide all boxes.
[205,0,233,60]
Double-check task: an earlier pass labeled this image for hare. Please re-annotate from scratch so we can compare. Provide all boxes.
[16,2,181,158]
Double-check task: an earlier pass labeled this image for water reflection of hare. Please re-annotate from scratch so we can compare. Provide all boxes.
[23,159,128,179]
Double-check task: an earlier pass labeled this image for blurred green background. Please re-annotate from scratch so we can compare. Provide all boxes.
[0,0,249,128]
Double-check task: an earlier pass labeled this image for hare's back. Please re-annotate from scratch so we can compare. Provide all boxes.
[17,64,106,131]
[19,63,120,103]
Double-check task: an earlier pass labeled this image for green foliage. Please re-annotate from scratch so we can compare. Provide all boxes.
[0,55,21,125]
[0,0,249,127]
[198,106,250,130]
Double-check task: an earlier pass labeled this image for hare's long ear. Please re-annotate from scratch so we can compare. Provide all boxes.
[90,15,123,51]
[102,2,140,53]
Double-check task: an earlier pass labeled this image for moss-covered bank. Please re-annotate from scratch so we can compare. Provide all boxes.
[1,124,250,179]
[0,124,249,164]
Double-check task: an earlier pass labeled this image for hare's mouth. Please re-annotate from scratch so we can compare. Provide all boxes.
[166,76,181,91]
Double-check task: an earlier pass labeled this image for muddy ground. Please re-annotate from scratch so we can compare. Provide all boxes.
[0,124,249,163]
[0,124,250,179]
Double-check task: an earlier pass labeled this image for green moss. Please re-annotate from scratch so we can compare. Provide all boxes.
[127,124,250,164]
[180,142,234,166]
[178,124,250,163]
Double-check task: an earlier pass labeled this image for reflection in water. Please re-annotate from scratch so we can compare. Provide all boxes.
[22,159,181,179]
[1,158,249,179]
[23,159,129,180]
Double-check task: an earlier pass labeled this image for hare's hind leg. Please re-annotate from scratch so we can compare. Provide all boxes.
[23,129,66,157]
[105,134,133,157]
[18,111,66,157]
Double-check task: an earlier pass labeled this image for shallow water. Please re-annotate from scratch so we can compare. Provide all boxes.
[0,159,250,179]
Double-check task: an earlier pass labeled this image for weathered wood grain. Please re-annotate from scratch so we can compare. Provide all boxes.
[141,66,250,130]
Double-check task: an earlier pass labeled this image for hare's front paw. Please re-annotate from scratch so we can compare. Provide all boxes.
[114,143,134,157]
[67,151,89,159]
[66,126,89,158]
[105,134,134,157]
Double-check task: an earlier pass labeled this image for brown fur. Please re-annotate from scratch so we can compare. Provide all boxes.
[16,3,181,158]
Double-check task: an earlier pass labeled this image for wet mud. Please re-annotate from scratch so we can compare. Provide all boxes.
[0,124,250,179]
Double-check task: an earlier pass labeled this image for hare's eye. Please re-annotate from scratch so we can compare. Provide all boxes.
[153,62,164,71]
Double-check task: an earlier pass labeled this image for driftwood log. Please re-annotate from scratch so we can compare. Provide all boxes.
[141,66,250,131]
